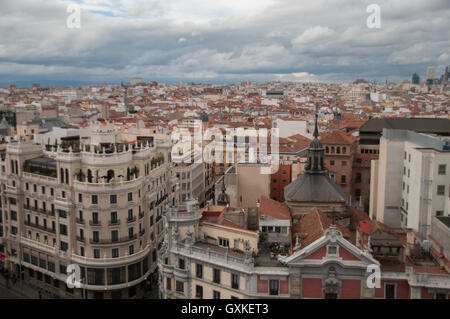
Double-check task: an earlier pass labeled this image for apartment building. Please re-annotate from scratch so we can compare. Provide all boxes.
[0,132,178,299]
[322,131,357,199]
[370,129,450,238]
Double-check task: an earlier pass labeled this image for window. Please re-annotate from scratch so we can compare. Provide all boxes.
[218,237,229,248]
[128,287,136,298]
[213,290,221,299]
[166,278,171,291]
[231,273,239,290]
[128,192,133,201]
[341,175,346,184]
[80,247,85,256]
[110,195,117,204]
[111,230,118,242]
[92,212,99,224]
[58,210,67,218]
[195,264,203,279]
[178,258,185,270]
[196,285,203,298]
[93,231,99,243]
[213,268,221,284]
[435,293,446,299]
[330,160,335,166]
[269,280,279,295]
[93,249,100,259]
[60,241,68,252]
[129,245,134,255]
[437,185,445,196]
[327,245,337,255]
[342,161,347,166]
[92,195,98,204]
[78,194,82,203]
[436,211,444,217]
[59,224,67,236]
[385,284,396,299]
[176,281,184,293]
[128,209,133,221]
[110,212,118,224]
[111,248,119,258]
[128,227,134,239]
[438,164,446,175]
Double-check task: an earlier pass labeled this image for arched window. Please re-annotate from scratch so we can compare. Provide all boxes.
[325,146,329,153]
[342,147,346,154]
[60,168,64,184]
[87,169,93,183]
[107,169,115,183]
[331,146,335,153]
[337,147,341,154]
[65,169,69,185]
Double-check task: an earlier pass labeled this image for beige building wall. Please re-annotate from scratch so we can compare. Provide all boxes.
[369,159,379,220]
[237,164,270,208]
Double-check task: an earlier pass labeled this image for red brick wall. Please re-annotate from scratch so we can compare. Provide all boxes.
[339,246,360,261]
[341,279,361,299]
[302,278,323,298]
[280,278,289,294]
[305,246,326,259]
[375,280,411,299]
[270,164,291,202]
[257,275,268,294]
[421,287,435,299]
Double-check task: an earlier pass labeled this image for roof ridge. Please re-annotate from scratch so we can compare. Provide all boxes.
[314,207,325,234]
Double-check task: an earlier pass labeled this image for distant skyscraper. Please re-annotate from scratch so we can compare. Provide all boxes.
[426,66,435,79]
[444,65,450,82]
[411,73,420,85]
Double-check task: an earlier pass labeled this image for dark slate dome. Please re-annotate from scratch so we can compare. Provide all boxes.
[283,106,347,204]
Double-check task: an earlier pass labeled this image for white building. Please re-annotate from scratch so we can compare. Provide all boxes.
[370,129,450,238]
[273,119,308,138]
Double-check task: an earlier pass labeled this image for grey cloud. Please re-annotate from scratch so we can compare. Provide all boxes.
[0,0,449,85]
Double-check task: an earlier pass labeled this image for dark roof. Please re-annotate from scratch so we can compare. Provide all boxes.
[284,173,347,203]
[360,118,450,135]
[436,216,450,229]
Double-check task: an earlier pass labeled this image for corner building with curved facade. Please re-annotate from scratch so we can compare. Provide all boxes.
[0,137,178,299]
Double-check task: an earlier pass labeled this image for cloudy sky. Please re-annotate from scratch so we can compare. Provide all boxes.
[0,0,449,86]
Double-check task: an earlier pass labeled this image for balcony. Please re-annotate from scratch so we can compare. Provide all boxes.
[108,220,121,226]
[139,229,145,236]
[89,220,101,227]
[76,218,85,225]
[24,221,56,234]
[127,216,137,224]
[76,236,85,243]
[89,234,138,245]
